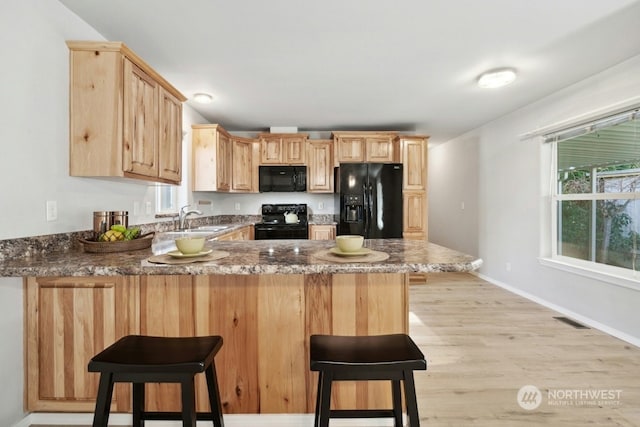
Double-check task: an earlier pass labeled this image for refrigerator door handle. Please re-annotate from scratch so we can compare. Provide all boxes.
[362,183,369,234]
[368,183,374,235]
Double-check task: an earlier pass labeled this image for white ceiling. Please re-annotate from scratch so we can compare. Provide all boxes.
[58,0,640,145]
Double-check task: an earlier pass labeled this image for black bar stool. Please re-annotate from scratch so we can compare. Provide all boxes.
[310,334,427,427]
[88,335,225,427]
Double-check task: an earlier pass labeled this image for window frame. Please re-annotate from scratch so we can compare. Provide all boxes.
[545,108,640,289]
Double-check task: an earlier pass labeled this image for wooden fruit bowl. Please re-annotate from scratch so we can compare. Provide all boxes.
[78,232,154,253]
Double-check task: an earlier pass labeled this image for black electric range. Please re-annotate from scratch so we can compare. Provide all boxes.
[254,204,308,240]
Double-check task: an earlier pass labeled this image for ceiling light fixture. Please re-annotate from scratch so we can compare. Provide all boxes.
[477,68,517,89]
[193,93,213,104]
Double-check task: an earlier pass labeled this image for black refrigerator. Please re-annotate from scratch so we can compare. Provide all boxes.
[335,163,403,238]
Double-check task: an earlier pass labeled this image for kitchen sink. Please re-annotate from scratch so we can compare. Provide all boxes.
[194,225,230,232]
[161,230,215,236]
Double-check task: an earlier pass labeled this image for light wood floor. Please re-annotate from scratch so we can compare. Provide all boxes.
[411,272,640,426]
[32,272,640,426]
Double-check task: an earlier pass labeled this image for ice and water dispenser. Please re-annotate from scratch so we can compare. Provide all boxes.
[343,194,363,223]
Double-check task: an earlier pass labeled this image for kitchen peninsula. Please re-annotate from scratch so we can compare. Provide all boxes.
[2,236,481,415]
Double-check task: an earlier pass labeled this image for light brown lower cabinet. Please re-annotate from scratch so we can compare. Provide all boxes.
[403,191,427,239]
[24,276,139,412]
[214,225,254,241]
[308,224,336,240]
[25,272,408,414]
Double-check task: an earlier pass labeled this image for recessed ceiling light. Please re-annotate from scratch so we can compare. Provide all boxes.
[193,93,213,104]
[477,68,517,89]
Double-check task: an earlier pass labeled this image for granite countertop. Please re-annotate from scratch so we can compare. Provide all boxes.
[0,237,482,277]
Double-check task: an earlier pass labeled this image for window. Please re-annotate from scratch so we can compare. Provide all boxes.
[548,109,640,274]
[156,184,177,213]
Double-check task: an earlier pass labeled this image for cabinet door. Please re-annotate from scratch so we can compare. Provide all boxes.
[260,137,283,164]
[25,276,138,412]
[192,126,231,192]
[232,138,254,192]
[336,137,365,162]
[158,87,182,183]
[217,131,232,191]
[309,224,336,240]
[123,59,159,178]
[307,140,334,192]
[365,137,395,162]
[402,137,427,191]
[283,137,306,164]
[403,191,427,238]
[216,225,253,241]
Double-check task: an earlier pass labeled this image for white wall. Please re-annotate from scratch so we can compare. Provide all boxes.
[429,54,640,343]
[428,134,479,257]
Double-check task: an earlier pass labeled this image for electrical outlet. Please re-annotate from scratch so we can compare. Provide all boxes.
[46,200,58,222]
[133,201,140,216]
[235,202,241,211]
[505,262,511,272]
[145,201,152,215]
[461,201,465,210]
[319,202,324,210]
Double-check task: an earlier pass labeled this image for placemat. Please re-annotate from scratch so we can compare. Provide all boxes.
[147,250,229,265]
[312,249,389,263]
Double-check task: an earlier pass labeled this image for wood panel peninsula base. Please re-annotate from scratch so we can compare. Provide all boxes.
[16,239,482,415]
[26,272,407,414]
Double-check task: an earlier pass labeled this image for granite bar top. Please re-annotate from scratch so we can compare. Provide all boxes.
[0,237,482,277]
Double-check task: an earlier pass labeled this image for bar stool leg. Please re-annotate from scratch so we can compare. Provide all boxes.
[132,382,145,427]
[180,376,197,427]
[313,372,323,427]
[205,364,225,427]
[391,379,403,427]
[317,371,333,427]
[403,371,420,427]
[92,372,114,427]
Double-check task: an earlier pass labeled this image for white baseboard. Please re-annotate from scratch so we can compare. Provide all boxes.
[476,273,640,348]
[18,412,394,426]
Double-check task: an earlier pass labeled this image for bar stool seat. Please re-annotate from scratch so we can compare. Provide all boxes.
[310,334,427,427]
[88,335,224,427]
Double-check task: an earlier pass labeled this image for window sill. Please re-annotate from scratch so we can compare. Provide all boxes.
[539,256,640,291]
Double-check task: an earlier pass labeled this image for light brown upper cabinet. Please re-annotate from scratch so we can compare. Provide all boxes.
[259,133,308,165]
[67,41,186,185]
[398,135,427,191]
[307,139,334,193]
[192,124,232,191]
[192,124,258,193]
[230,136,257,192]
[332,132,399,165]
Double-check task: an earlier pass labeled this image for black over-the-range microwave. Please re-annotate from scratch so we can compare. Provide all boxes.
[259,166,307,192]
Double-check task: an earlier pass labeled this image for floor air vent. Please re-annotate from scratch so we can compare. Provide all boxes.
[553,316,590,329]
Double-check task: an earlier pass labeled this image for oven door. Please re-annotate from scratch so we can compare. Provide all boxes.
[254,225,308,240]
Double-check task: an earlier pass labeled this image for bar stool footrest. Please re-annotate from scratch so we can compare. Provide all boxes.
[139,411,218,421]
[331,409,397,418]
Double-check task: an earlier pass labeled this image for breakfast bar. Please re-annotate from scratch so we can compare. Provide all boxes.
[3,238,481,415]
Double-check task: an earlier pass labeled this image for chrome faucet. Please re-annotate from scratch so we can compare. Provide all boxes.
[178,205,202,230]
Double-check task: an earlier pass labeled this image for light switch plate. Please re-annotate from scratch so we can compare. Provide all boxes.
[46,200,57,221]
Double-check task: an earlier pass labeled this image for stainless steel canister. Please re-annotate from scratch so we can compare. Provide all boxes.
[93,211,129,236]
